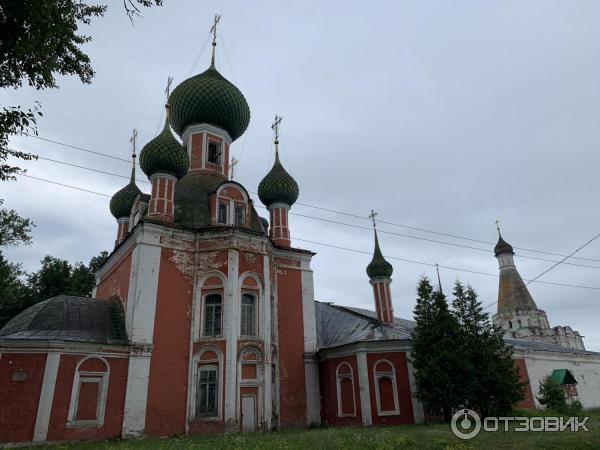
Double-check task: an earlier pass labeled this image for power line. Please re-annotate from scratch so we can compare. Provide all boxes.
[482,231,600,310]
[18,132,600,263]
[14,173,600,293]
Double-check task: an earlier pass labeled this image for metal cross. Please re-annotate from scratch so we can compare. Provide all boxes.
[230,157,238,179]
[368,209,378,229]
[129,128,138,158]
[210,14,222,45]
[495,219,501,233]
[271,114,283,142]
[164,76,173,100]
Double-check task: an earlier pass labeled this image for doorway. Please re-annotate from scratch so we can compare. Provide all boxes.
[241,395,257,432]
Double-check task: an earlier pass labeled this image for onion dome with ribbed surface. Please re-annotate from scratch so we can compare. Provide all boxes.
[258,151,299,207]
[168,64,250,141]
[494,233,514,256]
[109,162,141,219]
[140,108,189,179]
[366,230,393,278]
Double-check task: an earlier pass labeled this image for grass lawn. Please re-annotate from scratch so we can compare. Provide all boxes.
[34,412,600,450]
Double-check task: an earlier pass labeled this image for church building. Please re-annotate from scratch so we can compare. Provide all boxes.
[1,27,600,445]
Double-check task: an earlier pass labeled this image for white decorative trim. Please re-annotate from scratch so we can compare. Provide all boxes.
[189,346,224,421]
[405,351,424,423]
[67,356,110,428]
[195,272,227,340]
[224,249,240,428]
[356,351,372,425]
[372,359,400,416]
[122,351,152,437]
[262,255,272,429]
[33,352,61,442]
[335,362,357,417]
[182,124,232,149]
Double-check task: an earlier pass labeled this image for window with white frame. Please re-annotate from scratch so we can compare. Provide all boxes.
[234,205,245,227]
[68,358,109,427]
[196,365,218,416]
[373,360,400,416]
[217,203,228,225]
[208,141,221,165]
[203,294,222,337]
[240,293,257,336]
[336,362,356,417]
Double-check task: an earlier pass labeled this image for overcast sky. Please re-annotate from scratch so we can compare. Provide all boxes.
[3,1,600,350]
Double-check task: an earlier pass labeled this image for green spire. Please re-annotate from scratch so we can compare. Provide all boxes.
[366,229,393,279]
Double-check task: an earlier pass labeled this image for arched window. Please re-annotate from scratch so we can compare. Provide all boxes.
[197,365,218,416]
[68,357,109,427]
[336,362,356,417]
[203,294,222,337]
[373,360,399,416]
[241,293,257,336]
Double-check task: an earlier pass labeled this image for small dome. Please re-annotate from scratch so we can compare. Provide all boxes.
[366,231,393,278]
[140,115,189,179]
[169,64,250,141]
[109,173,141,219]
[494,233,514,256]
[258,152,299,207]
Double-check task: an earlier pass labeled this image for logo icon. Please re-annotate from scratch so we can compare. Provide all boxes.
[451,409,482,440]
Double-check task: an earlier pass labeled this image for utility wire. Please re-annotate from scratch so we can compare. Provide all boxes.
[481,230,600,310]
[14,173,600,293]
[19,132,600,263]
[22,153,600,271]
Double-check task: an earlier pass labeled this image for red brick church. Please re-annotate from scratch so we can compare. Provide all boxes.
[2,27,600,445]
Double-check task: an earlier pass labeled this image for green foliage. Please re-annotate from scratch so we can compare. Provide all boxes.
[0,250,109,327]
[411,277,463,421]
[537,375,567,412]
[411,279,525,422]
[0,0,162,181]
[451,281,524,417]
[0,199,34,246]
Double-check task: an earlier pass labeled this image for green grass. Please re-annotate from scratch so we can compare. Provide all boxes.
[32,412,600,450]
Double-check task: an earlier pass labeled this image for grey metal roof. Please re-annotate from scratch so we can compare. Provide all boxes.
[315,302,412,349]
[315,301,599,357]
[0,295,128,345]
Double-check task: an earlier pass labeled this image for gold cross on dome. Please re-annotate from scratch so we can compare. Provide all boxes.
[271,114,283,142]
[129,128,138,159]
[368,209,378,229]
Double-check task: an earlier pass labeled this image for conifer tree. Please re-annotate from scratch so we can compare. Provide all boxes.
[411,277,462,421]
[451,281,524,416]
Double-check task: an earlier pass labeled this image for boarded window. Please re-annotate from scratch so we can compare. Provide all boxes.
[336,363,355,417]
[75,377,102,420]
[203,294,222,337]
[374,360,399,415]
[68,358,108,426]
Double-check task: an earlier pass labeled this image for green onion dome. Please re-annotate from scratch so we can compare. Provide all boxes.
[109,166,141,219]
[258,151,299,207]
[168,64,250,141]
[139,111,190,179]
[366,231,393,279]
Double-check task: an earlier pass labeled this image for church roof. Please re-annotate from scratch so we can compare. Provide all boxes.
[0,295,127,345]
[494,233,514,256]
[315,301,413,349]
[257,151,299,207]
[497,265,538,312]
[168,64,250,141]
[366,230,393,279]
[315,301,600,356]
